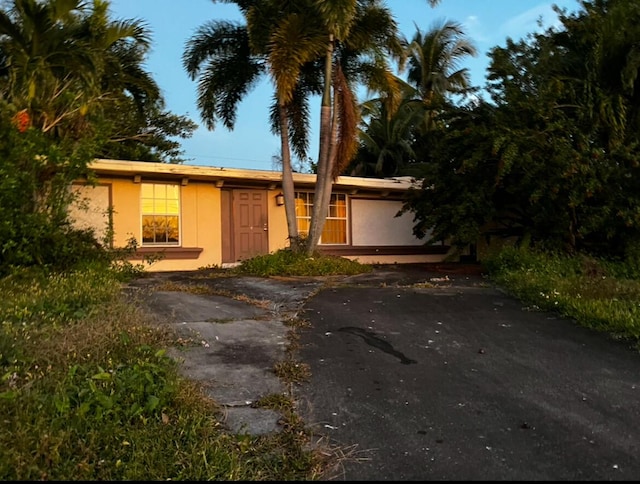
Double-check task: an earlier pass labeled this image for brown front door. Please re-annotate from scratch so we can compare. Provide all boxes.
[232,189,268,261]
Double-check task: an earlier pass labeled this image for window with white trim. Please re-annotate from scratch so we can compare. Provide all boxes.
[295,192,348,244]
[141,183,180,245]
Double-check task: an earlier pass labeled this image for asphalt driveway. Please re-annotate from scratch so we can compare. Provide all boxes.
[131,264,640,480]
[295,270,640,481]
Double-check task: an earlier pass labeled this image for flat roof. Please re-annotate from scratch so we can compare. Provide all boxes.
[89,159,420,194]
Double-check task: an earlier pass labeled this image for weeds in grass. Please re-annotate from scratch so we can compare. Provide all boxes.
[484,246,640,344]
[0,267,325,480]
[274,360,312,384]
[255,393,294,412]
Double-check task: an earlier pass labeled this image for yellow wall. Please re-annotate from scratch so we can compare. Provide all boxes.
[267,189,289,253]
[72,173,454,272]
[74,177,227,271]
[68,183,111,245]
[110,178,141,248]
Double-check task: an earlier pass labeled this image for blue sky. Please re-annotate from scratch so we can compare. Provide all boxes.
[108,0,582,170]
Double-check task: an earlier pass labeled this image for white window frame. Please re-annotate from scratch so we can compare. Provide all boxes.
[294,191,348,245]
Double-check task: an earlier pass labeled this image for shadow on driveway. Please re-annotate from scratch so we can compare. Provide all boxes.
[295,266,640,480]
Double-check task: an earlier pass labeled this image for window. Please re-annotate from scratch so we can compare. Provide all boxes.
[141,183,180,245]
[295,192,347,244]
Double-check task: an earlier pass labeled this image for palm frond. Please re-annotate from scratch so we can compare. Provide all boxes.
[332,64,359,178]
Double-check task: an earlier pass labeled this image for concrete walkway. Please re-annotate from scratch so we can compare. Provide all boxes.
[126,270,326,435]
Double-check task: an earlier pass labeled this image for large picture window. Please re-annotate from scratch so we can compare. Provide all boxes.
[295,192,347,244]
[141,183,180,245]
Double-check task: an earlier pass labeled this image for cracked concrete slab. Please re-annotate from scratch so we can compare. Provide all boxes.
[133,286,293,435]
[168,344,287,406]
[221,407,284,436]
[144,290,270,322]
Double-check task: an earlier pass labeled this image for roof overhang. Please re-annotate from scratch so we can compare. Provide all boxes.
[87,159,421,196]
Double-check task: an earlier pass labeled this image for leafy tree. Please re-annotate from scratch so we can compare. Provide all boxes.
[96,97,197,163]
[0,0,145,136]
[0,0,99,136]
[0,0,194,161]
[0,0,191,272]
[91,0,197,162]
[403,0,640,260]
[0,101,104,273]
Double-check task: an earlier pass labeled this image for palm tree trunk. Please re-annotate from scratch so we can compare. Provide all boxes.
[277,102,299,249]
[313,92,341,247]
[307,34,334,254]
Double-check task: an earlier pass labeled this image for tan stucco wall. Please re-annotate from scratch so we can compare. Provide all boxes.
[147,182,221,271]
[267,190,289,252]
[71,178,226,271]
[68,184,111,245]
[72,162,457,271]
[103,177,151,262]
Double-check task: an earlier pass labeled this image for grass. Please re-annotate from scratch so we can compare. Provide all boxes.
[0,264,327,481]
[484,246,640,346]
[0,250,366,480]
[6,245,638,479]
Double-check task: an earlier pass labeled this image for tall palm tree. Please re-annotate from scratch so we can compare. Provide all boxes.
[303,0,404,253]
[184,1,439,254]
[404,19,477,131]
[183,0,324,244]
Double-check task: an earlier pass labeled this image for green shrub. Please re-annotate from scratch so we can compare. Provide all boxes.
[0,102,102,276]
[234,248,373,277]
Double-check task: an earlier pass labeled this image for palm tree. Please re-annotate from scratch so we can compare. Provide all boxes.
[350,90,424,177]
[0,0,93,133]
[184,1,440,254]
[404,19,477,131]
[303,0,404,253]
[183,0,325,244]
[0,0,157,138]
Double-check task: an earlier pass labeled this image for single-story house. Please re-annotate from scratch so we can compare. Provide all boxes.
[69,159,459,271]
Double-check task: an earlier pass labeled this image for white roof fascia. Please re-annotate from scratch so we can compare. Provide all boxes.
[88,159,420,192]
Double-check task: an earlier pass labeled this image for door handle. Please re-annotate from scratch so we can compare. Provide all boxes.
[263,223,268,231]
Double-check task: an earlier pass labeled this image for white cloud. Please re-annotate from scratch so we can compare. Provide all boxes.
[500,3,564,42]
[463,14,490,43]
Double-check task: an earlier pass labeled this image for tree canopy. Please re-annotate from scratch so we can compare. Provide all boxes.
[0,0,196,274]
[402,0,640,260]
[0,0,196,162]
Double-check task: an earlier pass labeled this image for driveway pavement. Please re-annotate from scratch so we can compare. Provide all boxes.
[128,264,640,481]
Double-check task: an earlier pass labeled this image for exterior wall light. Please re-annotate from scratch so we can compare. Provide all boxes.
[275,193,285,206]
